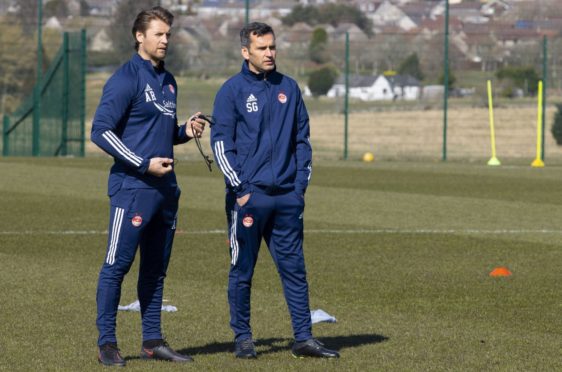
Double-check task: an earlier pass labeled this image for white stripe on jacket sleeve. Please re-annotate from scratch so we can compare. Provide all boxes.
[102,131,143,167]
[214,140,241,187]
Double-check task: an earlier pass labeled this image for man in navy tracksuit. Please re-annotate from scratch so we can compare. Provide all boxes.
[91,6,205,366]
[211,22,339,359]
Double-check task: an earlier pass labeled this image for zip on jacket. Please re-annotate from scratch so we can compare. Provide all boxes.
[211,61,312,198]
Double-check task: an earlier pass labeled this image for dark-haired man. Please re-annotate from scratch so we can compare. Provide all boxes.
[211,22,339,360]
[91,6,205,366]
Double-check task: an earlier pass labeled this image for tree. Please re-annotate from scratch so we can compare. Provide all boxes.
[282,5,320,26]
[111,0,155,62]
[438,70,456,89]
[0,21,39,114]
[496,66,539,96]
[44,0,69,19]
[551,104,562,145]
[398,53,424,81]
[309,27,329,64]
[80,0,90,17]
[308,65,338,97]
[16,0,38,35]
[282,4,373,38]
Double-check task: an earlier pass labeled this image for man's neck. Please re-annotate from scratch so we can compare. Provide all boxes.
[138,52,161,67]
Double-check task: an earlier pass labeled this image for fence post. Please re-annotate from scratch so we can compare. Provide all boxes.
[442,0,450,161]
[80,28,87,157]
[541,35,547,161]
[32,86,40,156]
[33,0,43,156]
[3,115,9,156]
[343,32,349,160]
[61,32,69,156]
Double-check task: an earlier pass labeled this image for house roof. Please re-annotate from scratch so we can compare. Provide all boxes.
[201,0,258,8]
[334,74,420,88]
[388,74,421,87]
[334,75,378,88]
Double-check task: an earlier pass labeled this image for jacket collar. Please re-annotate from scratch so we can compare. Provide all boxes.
[132,53,166,73]
[241,60,276,81]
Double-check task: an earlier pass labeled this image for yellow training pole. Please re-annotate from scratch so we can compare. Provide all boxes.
[532,81,545,167]
[487,80,501,166]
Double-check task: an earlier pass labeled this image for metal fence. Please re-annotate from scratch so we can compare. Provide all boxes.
[2,30,86,157]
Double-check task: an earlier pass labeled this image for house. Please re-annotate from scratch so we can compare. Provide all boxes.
[90,28,113,52]
[198,0,258,18]
[45,16,63,30]
[387,74,422,100]
[369,0,417,31]
[481,0,511,17]
[327,74,421,101]
[332,23,370,42]
[254,1,295,18]
[400,1,435,27]
[87,0,118,17]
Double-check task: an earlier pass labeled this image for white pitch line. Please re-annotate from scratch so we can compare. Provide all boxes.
[1,229,562,236]
[305,229,562,234]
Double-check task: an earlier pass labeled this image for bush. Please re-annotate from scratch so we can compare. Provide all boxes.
[438,70,456,89]
[496,66,539,96]
[398,53,424,81]
[551,104,562,145]
[308,65,338,97]
[309,27,330,64]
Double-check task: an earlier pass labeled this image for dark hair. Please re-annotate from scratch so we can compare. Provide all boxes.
[240,22,275,48]
[132,6,174,51]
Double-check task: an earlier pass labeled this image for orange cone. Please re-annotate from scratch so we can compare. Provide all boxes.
[489,267,512,277]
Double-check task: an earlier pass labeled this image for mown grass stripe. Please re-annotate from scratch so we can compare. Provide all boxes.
[2,228,562,235]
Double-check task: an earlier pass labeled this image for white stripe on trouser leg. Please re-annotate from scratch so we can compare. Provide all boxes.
[230,210,239,265]
[172,211,178,230]
[106,208,124,265]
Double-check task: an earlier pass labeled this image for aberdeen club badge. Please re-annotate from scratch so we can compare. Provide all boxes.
[132,215,143,227]
[242,215,254,228]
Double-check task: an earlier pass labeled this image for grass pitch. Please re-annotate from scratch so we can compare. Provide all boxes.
[1,158,562,371]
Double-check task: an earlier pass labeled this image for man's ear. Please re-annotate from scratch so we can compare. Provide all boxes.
[136,31,144,46]
[241,47,249,60]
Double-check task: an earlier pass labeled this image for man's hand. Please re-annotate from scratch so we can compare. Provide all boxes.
[237,193,251,207]
[187,112,207,138]
[147,157,174,177]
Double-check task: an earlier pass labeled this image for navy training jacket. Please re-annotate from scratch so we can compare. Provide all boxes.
[211,62,312,197]
[91,54,190,196]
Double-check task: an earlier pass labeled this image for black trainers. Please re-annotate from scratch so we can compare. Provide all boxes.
[140,340,194,363]
[234,338,257,359]
[292,338,340,359]
[98,343,126,367]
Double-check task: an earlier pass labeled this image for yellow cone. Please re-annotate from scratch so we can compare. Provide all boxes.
[531,158,545,168]
[487,157,501,166]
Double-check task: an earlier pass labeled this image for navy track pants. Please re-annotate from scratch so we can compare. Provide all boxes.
[226,190,313,342]
[96,187,180,346]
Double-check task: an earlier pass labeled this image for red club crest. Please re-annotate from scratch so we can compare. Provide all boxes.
[132,215,142,227]
[242,215,254,228]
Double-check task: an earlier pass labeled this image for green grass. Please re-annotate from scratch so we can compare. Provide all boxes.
[1,158,562,371]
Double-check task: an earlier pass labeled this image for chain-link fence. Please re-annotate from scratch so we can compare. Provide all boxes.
[4,1,562,164]
[2,30,86,157]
